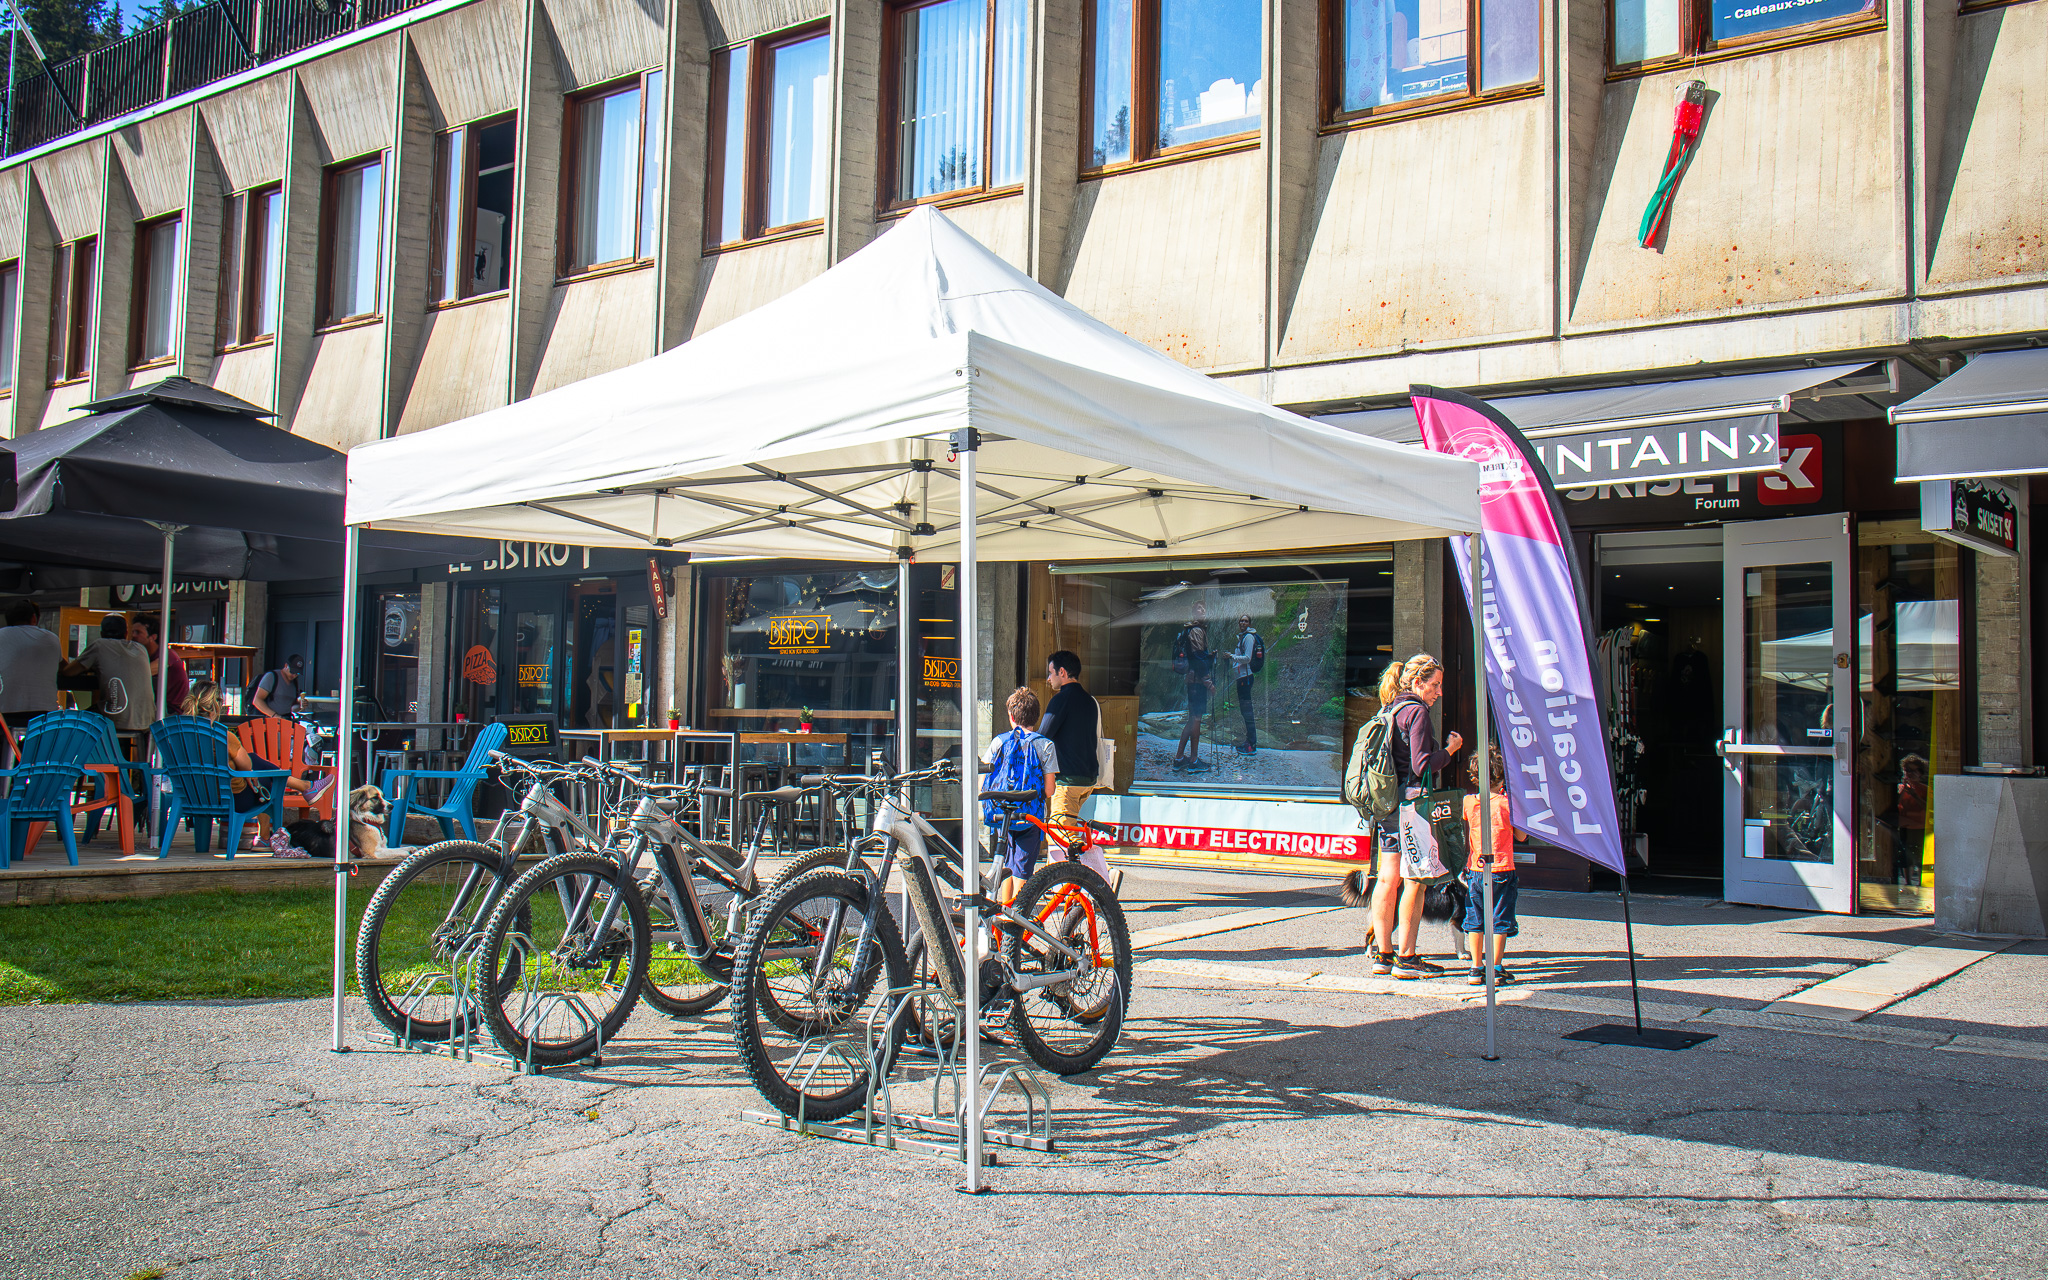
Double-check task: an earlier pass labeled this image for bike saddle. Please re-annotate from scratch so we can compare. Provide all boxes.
[741,785,804,804]
[982,789,1041,804]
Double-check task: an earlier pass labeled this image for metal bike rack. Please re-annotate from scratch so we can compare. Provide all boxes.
[381,931,604,1076]
[741,982,1057,1165]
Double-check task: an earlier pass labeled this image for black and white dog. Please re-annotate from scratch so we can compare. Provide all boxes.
[285,784,394,860]
[1339,866,1469,956]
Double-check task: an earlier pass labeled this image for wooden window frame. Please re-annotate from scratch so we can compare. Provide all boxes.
[879,0,1024,211]
[1606,0,1884,76]
[129,212,182,371]
[705,22,833,250]
[48,236,96,386]
[560,73,661,278]
[432,112,517,306]
[0,259,18,395]
[218,184,283,351]
[1320,0,1545,130]
[1080,0,1263,178]
[317,153,387,329]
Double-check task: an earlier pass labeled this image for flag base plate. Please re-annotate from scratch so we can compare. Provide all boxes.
[1563,1023,1715,1051]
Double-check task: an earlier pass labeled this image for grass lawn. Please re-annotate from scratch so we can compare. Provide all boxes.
[0,888,367,1004]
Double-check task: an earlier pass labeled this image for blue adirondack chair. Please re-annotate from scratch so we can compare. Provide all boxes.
[149,716,289,858]
[21,711,145,857]
[0,716,97,868]
[382,721,509,844]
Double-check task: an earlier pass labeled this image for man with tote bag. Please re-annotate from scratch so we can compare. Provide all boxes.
[1040,650,1120,890]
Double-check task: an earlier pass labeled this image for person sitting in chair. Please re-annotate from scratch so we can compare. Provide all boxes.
[184,681,311,847]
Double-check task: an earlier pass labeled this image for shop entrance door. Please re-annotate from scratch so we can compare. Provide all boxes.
[1721,514,1854,913]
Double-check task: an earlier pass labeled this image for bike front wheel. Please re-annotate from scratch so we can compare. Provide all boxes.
[730,869,909,1121]
[478,853,650,1066]
[354,840,521,1043]
[1002,862,1132,1076]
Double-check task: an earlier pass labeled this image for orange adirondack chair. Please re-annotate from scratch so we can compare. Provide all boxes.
[236,718,336,820]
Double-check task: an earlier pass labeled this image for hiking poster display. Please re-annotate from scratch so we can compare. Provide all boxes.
[1129,581,1349,791]
[1411,387,1629,875]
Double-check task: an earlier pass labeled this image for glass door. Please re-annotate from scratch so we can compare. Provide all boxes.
[1721,514,1854,913]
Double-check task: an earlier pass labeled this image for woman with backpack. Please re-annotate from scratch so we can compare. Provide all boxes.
[1367,653,1463,979]
[1229,615,1262,757]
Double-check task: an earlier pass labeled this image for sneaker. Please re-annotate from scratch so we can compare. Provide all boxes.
[1233,744,1255,757]
[1183,759,1215,773]
[1492,966,1516,985]
[1466,967,1486,986]
[1393,955,1445,979]
[1369,950,1395,976]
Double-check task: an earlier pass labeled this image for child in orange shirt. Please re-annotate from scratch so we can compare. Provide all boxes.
[1462,743,1521,986]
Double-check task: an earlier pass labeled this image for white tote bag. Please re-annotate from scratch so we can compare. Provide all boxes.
[1396,790,1454,883]
[1095,736,1118,793]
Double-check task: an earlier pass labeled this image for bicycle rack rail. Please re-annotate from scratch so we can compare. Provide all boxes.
[382,930,605,1075]
[742,982,1056,1165]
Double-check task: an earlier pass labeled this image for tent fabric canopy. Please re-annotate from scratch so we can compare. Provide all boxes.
[1891,349,2048,482]
[346,207,1480,555]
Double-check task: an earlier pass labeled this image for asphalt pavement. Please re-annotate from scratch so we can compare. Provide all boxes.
[3,866,2044,1279]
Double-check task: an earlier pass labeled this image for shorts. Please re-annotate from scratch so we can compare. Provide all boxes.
[1459,871,1519,937]
[998,826,1045,881]
[1372,817,1401,878]
[1186,682,1209,718]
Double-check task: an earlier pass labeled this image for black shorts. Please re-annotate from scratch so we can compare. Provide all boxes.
[1186,682,1209,717]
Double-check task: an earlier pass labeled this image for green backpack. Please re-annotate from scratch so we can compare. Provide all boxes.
[1342,707,1401,822]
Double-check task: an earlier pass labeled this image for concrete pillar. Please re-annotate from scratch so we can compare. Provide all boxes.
[660,563,692,725]
[273,75,325,426]
[1976,542,2029,766]
[10,180,57,435]
[180,112,228,388]
[1263,0,1317,366]
[1025,0,1081,288]
[653,0,710,352]
[509,0,565,401]
[226,580,268,650]
[90,143,138,402]
[418,580,448,723]
[825,0,882,265]
[379,38,436,437]
[1553,0,1609,329]
[977,561,1020,738]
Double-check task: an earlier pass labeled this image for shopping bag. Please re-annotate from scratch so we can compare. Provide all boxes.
[1095,736,1118,792]
[1397,783,1462,885]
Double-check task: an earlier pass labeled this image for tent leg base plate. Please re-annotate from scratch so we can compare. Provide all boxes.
[1563,1023,1715,1051]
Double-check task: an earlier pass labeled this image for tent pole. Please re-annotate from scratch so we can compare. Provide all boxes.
[1470,531,1497,1062]
[897,550,914,927]
[954,428,984,1193]
[330,525,360,1054]
[150,522,183,851]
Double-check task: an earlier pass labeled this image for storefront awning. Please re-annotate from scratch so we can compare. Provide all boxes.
[1891,349,2048,482]
[1321,362,1888,488]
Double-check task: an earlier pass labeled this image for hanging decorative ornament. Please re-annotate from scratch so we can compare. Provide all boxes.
[1638,79,1709,250]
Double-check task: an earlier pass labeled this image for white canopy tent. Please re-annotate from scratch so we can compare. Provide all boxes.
[335,207,1483,1184]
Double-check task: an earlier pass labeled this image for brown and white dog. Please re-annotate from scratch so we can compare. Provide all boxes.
[285,784,395,860]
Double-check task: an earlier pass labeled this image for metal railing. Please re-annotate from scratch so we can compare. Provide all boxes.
[3,0,437,158]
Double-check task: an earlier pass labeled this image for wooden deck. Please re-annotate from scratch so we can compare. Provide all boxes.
[0,825,411,905]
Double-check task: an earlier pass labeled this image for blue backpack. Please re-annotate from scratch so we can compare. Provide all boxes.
[980,729,1049,831]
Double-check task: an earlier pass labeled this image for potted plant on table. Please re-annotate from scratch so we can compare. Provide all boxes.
[665,708,681,731]
[798,706,814,733]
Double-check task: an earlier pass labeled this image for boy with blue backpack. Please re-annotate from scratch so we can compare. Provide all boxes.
[981,686,1058,907]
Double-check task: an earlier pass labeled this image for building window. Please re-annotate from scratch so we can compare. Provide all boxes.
[1332,0,1540,120]
[564,71,664,274]
[131,214,182,367]
[321,156,384,324]
[432,115,517,302]
[1611,0,1878,70]
[219,185,282,349]
[887,0,1028,205]
[48,236,95,385]
[706,27,832,246]
[1087,0,1261,172]
[0,261,17,392]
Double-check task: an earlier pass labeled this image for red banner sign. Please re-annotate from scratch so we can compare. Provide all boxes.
[1098,822,1369,862]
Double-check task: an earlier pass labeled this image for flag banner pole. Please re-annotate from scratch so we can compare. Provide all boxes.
[330,525,361,1054]
[1411,387,1711,1053]
[1620,874,1644,1034]
[1469,531,1497,1062]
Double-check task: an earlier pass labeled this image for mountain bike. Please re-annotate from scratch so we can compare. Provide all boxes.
[469,763,865,1066]
[728,760,1131,1121]
[354,752,614,1045]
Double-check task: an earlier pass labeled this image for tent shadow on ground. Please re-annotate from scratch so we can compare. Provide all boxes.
[1045,1002,2048,1192]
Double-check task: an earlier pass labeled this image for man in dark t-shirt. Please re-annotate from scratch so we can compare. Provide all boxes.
[1039,650,1099,853]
